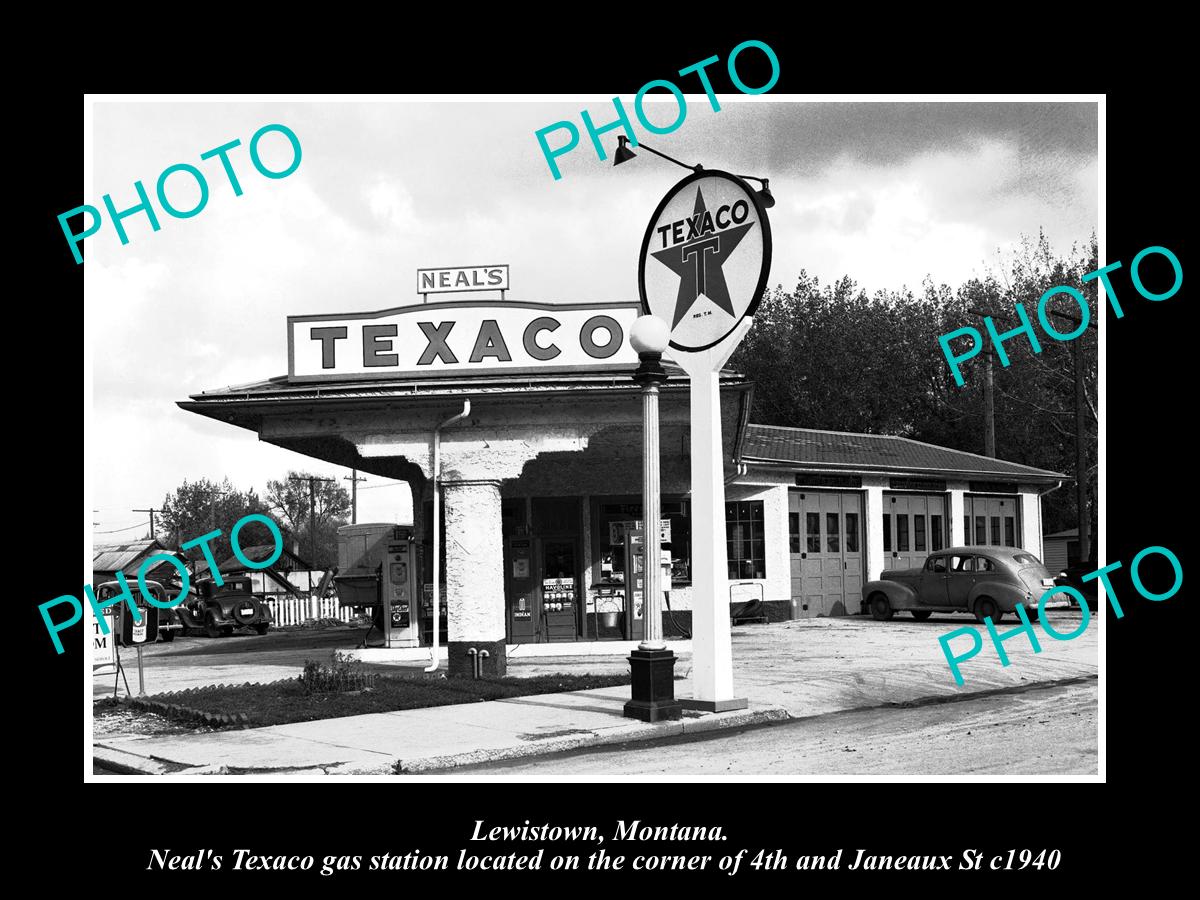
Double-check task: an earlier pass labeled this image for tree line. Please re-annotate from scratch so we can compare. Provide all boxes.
[729,231,1098,542]
[156,472,351,571]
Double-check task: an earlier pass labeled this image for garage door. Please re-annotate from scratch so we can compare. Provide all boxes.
[788,490,863,617]
[882,493,947,571]
[964,495,1019,548]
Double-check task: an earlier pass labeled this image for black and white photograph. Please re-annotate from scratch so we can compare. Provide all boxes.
[78,91,1108,782]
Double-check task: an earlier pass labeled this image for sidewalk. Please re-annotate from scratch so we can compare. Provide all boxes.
[94,685,786,775]
[93,613,1097,775]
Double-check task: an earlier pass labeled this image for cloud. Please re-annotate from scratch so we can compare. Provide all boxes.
[88,99,1097,521]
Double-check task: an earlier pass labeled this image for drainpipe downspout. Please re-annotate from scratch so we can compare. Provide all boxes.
[425,399,471,673]
[724,462,747,486]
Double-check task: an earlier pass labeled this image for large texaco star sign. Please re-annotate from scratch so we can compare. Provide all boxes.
[638,170,772,352]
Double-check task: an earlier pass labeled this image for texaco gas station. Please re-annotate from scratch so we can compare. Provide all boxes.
[179,171,1062,711]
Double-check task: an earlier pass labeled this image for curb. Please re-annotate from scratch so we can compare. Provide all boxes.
[394,705,790,774]
[92,745,184,776]
[93,704,790,776]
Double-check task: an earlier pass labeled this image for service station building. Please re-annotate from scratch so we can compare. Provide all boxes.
[180,297,1063,678]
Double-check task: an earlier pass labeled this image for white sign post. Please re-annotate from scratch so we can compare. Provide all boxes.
[674,318,753,709]
[638,170,772,712]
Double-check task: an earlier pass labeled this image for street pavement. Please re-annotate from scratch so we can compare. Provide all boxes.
[92,610,1098,775]
[457,681,1098,776]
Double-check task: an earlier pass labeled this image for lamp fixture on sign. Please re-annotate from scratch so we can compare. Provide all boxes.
[614,136,775,209]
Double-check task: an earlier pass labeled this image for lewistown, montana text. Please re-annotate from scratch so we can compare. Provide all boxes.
[471,820,724,843]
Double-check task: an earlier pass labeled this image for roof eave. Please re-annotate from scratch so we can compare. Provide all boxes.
[741,456,1068,484]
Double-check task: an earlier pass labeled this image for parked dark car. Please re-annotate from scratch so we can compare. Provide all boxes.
[93,579,183,642]
[174,575,273,638]
[1054,559,1100,611]
[861,546,1063,623]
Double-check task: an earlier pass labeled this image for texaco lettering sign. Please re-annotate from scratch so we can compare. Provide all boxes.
[638,170,772,352]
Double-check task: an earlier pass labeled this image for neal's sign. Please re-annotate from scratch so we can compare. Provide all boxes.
[417,264,509,296]
[288,301,643,382]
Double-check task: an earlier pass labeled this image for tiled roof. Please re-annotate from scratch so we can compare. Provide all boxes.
[93,539,165,572]
[741,424,1064,482]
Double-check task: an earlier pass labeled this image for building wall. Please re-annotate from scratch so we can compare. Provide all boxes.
[864,475,888,582]
[1020,485,1042,559]
[726,474,793,608]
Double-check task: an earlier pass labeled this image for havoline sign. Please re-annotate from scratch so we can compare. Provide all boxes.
[638,170,772,353]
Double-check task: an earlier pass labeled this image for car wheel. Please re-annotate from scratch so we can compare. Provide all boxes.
[910,610,932,621]
[159,629,176,642]
[870,594,894,621]
[204,612,224,638]
[253,623,270,636]
[974,597,1003,624]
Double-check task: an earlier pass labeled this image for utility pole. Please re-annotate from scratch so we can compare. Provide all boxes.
[192,488,233,531]
[290,475,336,618]
[983,353,996,458]
[1043,308,1094,566]
[132,507,165,539]
[972,305,1094,563]
[344,471,367,524]
[968,308,998,458]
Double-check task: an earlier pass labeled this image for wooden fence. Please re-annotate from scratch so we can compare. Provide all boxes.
[261,594,359,627]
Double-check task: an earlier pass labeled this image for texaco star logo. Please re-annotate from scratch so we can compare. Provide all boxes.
[639,171,772,353]
[651,187,756,328]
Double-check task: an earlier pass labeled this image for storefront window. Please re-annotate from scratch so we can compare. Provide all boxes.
[931,515,944,551]
[883,514,892,552]
[788,512,800,553]
[806,512,820,553]
[914,514,926,552]
[726,501,766,580]
[594,498,691,586]
[845,513,859,553]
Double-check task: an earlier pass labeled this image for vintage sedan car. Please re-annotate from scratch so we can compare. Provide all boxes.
[861,546,1060,623]
[174,575,273,638]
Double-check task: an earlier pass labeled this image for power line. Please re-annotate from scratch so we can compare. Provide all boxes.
[95,521,150,535]
[357,481,409,491]
[133,507,166,539]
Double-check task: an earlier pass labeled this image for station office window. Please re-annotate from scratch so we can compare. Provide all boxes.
[726,501,766,580]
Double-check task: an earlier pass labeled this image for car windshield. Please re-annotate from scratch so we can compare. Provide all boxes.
[1013,553,1041,565]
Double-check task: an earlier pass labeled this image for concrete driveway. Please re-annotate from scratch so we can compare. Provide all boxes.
[94,611,1097,720]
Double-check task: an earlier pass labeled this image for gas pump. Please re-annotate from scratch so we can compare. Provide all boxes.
[381,530,419,648]
[623,526,646,642]
[336,523,419,649]
[621,519,672,643]
[505,536,537,642]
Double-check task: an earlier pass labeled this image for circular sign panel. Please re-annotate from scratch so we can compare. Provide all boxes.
[638,170,772,352]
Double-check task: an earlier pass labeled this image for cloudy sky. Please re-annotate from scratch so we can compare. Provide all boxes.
[86,98,1097,538]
